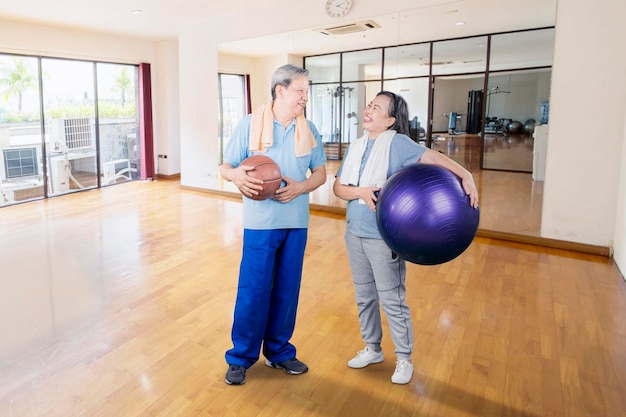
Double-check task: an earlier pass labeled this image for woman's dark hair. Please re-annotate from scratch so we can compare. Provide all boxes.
[377,91,410,136]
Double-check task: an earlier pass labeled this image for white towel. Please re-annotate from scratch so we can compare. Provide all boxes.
[249,102,317,157]
[340,130,395,203]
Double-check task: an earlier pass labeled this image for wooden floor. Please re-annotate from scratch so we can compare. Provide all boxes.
[0,178,625,417]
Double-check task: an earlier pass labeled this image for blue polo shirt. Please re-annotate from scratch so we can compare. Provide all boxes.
[223,114,326,230]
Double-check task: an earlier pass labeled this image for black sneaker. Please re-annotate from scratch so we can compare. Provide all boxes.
[264,358,309,375]
[225,364,246,385]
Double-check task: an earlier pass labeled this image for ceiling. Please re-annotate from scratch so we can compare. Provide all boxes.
[0,0,557,58]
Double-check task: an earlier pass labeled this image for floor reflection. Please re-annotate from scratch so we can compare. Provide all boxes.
[0,227,104,363]
[483,133,534,172]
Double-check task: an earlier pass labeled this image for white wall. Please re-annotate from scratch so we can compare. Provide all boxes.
[219,54,256,74]
[248,55,304,110]
[250,56,285,109]
[178,25,220,189]
[154,40,180,176]
[614,108,626,277]
[0,19,155,64]
[541,0,626,254]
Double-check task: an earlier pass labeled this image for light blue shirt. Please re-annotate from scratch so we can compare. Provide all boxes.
[336,133,427,238]
[223,114,326,230]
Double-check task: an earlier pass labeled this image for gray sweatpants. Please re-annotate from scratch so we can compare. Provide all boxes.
[345,230,414,360]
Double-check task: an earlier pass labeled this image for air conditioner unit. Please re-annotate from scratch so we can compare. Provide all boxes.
[50,157,70,193]
[47,117,96,193]
[315,20,381,36]
[49,117,94,151]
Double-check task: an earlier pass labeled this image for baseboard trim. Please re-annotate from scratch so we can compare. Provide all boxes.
[157,173,181,179]
[476,229,612,257]
[180,185,241,201]
[188,186,612,258]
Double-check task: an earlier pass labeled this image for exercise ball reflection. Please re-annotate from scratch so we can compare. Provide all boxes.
[506,120,523,134]
[524,118,536,135]
[376,163,480,265]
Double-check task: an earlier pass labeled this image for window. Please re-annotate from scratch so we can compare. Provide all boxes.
[218,73,248,164]
[4,148,37,179]
[96,62,140,186]
[0,52,143,207]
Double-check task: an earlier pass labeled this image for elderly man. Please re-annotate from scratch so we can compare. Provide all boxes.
[220,64,327,385]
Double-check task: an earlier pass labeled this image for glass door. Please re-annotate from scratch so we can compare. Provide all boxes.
[96,63,140,185]
[41,58,97,197]
[0,55,44,207]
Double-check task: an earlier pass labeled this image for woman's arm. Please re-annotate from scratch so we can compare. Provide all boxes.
[418,148,479,208]
[333,176,380,211]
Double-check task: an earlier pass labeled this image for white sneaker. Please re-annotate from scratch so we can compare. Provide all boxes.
[347,347,384,368]
[391,359,413,384]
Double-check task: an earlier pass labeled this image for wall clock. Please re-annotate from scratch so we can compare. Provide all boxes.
[325,0,353,18]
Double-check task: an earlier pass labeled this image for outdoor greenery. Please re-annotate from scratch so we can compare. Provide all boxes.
[0,57,36,113]
[112,67,133,106]
[46,102,137,120]
[0,56,137,123]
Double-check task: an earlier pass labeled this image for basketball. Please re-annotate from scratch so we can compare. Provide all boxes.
[376,163,480,265]
[241,155,282,200]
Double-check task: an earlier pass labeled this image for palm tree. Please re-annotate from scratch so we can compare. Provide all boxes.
[113,67,133,106]
[0,57,37,112]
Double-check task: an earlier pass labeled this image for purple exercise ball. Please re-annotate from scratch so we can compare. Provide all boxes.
[376,163,480,265]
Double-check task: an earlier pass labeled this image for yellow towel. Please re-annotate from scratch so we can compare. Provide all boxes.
[249,102,317,157]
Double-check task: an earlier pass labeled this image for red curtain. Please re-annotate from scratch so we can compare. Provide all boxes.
[139,63,155,180]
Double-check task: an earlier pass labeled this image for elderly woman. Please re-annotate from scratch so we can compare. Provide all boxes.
[333,91,478,384]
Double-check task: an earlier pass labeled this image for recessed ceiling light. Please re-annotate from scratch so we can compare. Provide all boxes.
[132,9,142,15]
[455,21,466,26]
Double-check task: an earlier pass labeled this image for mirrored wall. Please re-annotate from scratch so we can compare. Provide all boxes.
[304,28,554,156]
[304,27,555,234]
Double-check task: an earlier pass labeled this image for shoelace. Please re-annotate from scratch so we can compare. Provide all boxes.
[358,348,374,357]
[395,360,411,372]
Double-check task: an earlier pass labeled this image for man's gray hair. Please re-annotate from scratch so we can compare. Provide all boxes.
[271,64,309,100]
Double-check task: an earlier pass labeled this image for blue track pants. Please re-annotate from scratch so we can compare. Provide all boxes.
[225,228,307,368]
